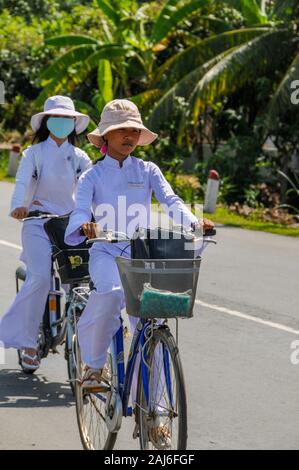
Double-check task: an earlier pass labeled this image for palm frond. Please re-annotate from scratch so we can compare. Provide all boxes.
[189,29,292,123]
[41,44,127,83]
[272,0,298,19]
[36,73,70,106]
[148,29,291,132]
[97,60,114,103]
[265,49,299,130]
[194,15,235,33]
[40,45,97,81]
[96,0,120,25]
[45,35,100,47]
[72,100,99,129]
[37,46,127,105]
[150,0,211,45]
[129,89,163,112]
[153,27,271,87]
[223,0,268,24]
[148,51,231,130]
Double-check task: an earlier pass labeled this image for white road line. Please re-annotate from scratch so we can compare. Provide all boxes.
[196,300,299,336]
[0,239,22,251]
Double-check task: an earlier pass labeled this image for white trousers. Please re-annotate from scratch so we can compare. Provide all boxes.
[0,221,51,349]
[77,242,138,369]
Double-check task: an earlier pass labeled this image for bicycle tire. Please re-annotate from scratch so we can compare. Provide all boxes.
[65,331,75,395]
[136,326,187,450]
[74,335,117,450]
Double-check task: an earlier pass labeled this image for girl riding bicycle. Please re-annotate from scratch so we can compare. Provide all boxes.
[64,98,214,391]
[0,96,91,371]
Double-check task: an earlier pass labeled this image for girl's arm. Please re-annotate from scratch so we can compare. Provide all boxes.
[65,170,94,245]
[10,147,35,215]
[149,162,198,227]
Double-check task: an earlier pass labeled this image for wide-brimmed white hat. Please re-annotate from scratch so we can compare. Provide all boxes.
[31,95,90,134]
[87,99,157,148]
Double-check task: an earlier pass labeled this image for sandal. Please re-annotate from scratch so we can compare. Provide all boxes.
[149,422,171,450]
[19,349,40,372]
[81,366,111,393]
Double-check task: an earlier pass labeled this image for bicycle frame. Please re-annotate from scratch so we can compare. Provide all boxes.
[103,317,173,418]
[16,211,68,354]
[117,319,147,416]
[15,256,66,352]
[48,261,66,347]
[73,227,216,449]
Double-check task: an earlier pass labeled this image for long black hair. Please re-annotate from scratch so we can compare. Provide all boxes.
[32,115,79,145]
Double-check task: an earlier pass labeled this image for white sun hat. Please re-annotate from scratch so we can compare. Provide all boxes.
[87,99,158,148]
[31,95,90,134]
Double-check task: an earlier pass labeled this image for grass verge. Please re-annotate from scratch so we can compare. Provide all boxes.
[204,206,299,237]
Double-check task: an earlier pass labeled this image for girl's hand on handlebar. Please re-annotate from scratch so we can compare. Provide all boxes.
[191,218,215,233]
[81,222,97,239]
[202,218,215,233]
[11,207,29,220]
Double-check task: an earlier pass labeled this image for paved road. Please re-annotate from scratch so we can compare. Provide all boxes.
[0,181,299,449]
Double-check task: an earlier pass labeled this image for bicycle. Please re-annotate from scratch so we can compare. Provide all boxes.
[15,210,90,378]
[68,226,216,450]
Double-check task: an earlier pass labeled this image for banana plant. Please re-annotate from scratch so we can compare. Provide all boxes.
[37,0,214,109]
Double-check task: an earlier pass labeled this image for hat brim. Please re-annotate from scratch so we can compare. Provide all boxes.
[87,122,158,148]
[31,108,90,134]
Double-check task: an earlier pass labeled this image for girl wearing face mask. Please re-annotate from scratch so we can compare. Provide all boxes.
[0,95,92,372]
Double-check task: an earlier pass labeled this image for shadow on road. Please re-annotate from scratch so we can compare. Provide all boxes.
[0,368,74,408]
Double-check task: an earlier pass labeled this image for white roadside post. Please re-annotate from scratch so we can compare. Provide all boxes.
[204,169,220,214]
[7,144,21,177]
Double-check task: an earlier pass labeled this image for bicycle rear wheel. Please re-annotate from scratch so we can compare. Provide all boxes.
[136,327,187,450]
[74,336,117,450]
[65,329,75,395]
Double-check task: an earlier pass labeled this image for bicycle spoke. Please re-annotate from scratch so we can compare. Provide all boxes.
[74,349,117,450]
[137,328,187,450]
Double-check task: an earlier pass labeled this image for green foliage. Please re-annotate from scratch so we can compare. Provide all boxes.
[200,133,262,204]
[205,206,299,236]
[150,0,211,44]
[165,172,202,202]
[0,0,59,22]
[1,0,299,213]
[272,0,299,19]
[222,0,268,24]
[278,170,299,214]
[0,2,106,131]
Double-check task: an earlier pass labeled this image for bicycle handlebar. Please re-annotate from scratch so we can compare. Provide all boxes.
[85,227,217,245]
[22,210,60,221]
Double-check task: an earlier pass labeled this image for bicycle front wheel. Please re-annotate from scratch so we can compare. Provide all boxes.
[74,336,117,450]
[136,326,187,450]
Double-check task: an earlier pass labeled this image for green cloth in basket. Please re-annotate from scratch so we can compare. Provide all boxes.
[140,283,192,318]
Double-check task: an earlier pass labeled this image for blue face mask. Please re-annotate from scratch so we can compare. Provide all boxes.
[47,117,75,139]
